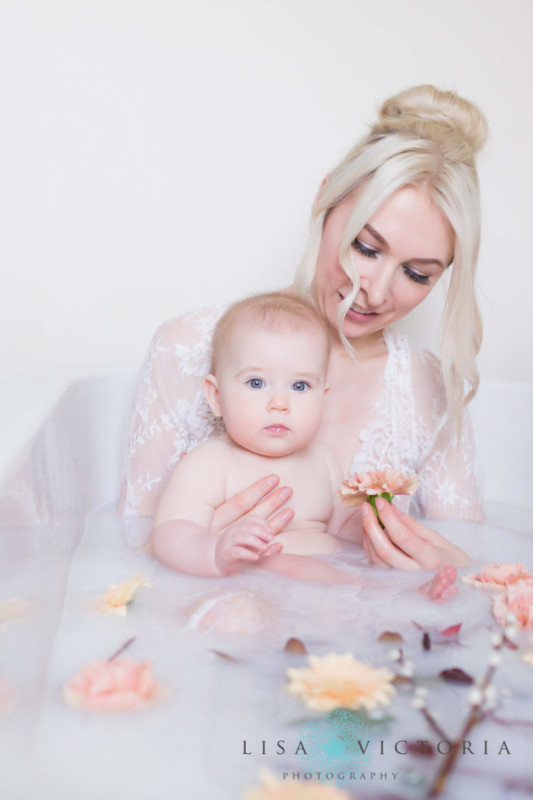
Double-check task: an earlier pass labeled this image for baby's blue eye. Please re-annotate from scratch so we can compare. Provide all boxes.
[247,378,265,389]
[292,381,309,392]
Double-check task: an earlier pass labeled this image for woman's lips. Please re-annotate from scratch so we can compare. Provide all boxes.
[338,292,378,322]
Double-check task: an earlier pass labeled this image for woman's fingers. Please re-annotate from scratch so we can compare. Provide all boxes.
[212,475,292,532]
[372,501,469,570]
[362,503,421,571]
[266,507,294,534]
[362,534,389,567]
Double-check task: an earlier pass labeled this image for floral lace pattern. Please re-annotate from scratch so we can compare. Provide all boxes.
[120,308,483,520]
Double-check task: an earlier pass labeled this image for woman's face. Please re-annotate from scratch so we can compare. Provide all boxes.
[312,184,455,345]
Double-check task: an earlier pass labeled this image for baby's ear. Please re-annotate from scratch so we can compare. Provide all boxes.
[203,375,222,418]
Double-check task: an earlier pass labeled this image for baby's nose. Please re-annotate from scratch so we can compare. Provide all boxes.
[267,390,289,412]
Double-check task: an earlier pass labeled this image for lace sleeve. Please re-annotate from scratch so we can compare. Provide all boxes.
[118,306,226,517]
[410,348,484,521]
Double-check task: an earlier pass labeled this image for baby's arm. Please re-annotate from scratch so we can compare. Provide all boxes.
[151,442,278,576]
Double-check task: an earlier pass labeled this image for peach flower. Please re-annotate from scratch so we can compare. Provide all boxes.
[63,657,167,711]
[245,769,351,800]
[463,562,533,591]
[95,574,151,616]
[286,653,396,712]
[0,598,33,630]
[492,583,533,629]
[339,469,419,507]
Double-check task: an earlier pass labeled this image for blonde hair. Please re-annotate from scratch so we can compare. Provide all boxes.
[210,291,331,374]
[293,84,488,434]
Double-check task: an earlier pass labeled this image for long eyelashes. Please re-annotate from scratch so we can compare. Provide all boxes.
[402,267,430,285]
[352,238,378,258]
[351,238,431,286]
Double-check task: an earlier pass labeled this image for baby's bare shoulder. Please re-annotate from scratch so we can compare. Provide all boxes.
[308,440,343,486]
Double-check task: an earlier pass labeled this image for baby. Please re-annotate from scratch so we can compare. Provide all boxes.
[151,292,354,580]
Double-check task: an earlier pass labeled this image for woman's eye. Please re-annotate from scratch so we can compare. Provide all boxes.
[352,238,378,258]
[292,381,309,392]
[403,266,431,285]
[247,378,265,389]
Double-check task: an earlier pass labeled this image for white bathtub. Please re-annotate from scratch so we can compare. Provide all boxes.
[1,372,532,800]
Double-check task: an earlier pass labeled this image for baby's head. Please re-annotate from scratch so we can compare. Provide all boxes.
[204,293,330,458]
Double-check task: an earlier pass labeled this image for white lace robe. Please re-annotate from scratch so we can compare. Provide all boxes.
[120,306,483,520]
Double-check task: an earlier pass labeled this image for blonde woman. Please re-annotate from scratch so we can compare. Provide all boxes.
[120,84,487,571]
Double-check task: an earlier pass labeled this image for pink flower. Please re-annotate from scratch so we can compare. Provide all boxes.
[339,469,419,507]
[63,657,168,712]
[463,562,533,591]
[492,583,533,629]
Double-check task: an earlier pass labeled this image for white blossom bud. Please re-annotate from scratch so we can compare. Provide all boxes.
[505,626,518,641]
[414,686,428,697]
[468,687,484,706]
[490,632,504,647]
[400,661,414,678]
[484,685,498,710]
[388,649,401,661]
[505,612,517,625]
[411,695,426,710]
[488,651,502,668]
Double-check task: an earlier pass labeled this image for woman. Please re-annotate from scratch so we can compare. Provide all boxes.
[119,84,487,570]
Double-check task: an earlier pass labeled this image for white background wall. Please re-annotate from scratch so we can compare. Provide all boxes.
[1,0,532,381]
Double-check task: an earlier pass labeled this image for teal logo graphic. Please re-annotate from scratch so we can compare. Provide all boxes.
[300,708,371,782]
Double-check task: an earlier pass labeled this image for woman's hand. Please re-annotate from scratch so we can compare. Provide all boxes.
[211,474,294,538]
[361,498,470,570]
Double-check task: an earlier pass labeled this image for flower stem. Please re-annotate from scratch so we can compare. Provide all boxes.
[108,636,136,662]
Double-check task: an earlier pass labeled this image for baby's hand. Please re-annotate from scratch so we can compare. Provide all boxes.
[214,515,282,575]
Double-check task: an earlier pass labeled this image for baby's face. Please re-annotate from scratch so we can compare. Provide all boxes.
[212,322,329,458]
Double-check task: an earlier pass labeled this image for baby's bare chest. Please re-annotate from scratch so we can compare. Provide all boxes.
[225,451,334,529]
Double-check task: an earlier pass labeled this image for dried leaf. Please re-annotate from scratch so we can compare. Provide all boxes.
[440,623,462,638]
[393,674,412,685]
[284,637,307,654]
[210,649,239,663]
[439,667,474,685]
[378,631,404,643]
[422,632,431,651]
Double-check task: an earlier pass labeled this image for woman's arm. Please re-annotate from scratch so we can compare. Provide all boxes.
[119,309,225,516]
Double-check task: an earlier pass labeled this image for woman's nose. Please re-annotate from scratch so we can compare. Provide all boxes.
[359,263,394,307]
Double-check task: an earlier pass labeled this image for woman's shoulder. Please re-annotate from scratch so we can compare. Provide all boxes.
[151,303,228,350]
[143,303,228,380]
[386,329,442,379]
[385,329,445,416]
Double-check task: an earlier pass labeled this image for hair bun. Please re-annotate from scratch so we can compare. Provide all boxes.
[377,84,488,155]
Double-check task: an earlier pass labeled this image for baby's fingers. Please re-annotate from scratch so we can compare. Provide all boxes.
[258,542,283,559]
